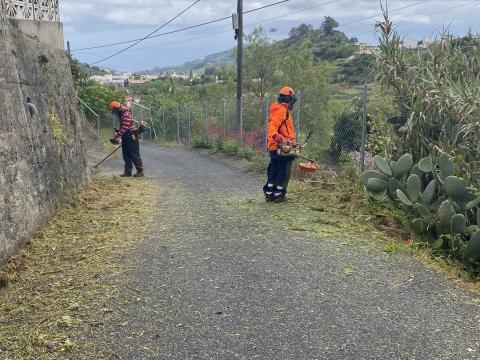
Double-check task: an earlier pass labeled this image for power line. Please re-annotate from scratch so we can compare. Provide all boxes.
[80,0,480,65]
[74,0,339,55]
[91,0,200,65]
[244,0,339,29]
[349,0,480,39]
[338,0,433,28]
[73,0,290,52]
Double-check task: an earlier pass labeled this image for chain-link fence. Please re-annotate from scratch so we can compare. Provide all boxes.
[78,85,371,172]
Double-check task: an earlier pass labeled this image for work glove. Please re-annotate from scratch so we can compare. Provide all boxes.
[110,132,120,145]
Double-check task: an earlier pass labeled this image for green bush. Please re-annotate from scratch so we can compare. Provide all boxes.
[329,110,362,160]
[237,146,256,160]
[214,137,224,152]
[191,134,214,149]
[221,140,239,157]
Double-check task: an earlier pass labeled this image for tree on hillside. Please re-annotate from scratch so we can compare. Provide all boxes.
[322,16,339,35]
[244,27,280,98]
[288,24,313,40]
[215,64,235,82]
[278,40,316,90]
[77,84,124,120]
[204,66,216,76]
[69,57,90,88]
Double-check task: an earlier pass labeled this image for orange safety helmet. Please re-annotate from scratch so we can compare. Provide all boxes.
[279,86,295,96]
[108,101,122,112]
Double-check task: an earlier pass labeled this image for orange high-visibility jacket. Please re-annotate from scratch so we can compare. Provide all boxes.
[267,101,295,151]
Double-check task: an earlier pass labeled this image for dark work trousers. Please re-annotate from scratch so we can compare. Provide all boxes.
[121,132,143,174]
[263,151,294,194]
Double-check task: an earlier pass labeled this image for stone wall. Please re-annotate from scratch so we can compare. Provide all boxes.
[0,16,92,264]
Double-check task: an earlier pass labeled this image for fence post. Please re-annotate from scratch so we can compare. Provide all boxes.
[149,108,156,140]
[265,95,270,152]
[188,103,191,145]
[176,102,180,144]
[162,108,166,142]
[296,90,301,140]
[149,107,152,141]
[360,84,368,172]
[259,96,262,129]
[240,96,244,147]
[205,100,208,136]
[223,99,226,139]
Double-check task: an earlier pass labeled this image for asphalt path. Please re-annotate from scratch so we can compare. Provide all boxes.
[91,143,480,360]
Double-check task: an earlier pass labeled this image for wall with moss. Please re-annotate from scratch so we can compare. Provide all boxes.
[0,15,92,263]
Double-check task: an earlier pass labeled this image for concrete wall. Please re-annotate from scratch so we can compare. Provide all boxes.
[0,14,92,264]
[13,19,65,50]
[0,0,5,20]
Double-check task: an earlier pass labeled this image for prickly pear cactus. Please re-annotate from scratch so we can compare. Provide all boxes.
[359,151,480,264]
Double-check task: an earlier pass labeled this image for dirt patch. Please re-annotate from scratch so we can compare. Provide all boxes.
[0,175,161,358]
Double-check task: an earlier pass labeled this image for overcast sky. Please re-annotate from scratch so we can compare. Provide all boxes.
[62,0,480,71]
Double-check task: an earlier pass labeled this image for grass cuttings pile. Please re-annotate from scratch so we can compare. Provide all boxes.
[288,167,480,292]
[0,175,160,358]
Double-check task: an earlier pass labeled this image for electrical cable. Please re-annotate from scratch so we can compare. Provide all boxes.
[73,0,339,55]
[73,0,290,52]
[75,0,443,57]
[348,0,480,39]
[91,0,200,65]
[338,0,433,28]
[81,0,480,66]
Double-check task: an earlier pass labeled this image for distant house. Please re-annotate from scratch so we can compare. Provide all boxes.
[127,79,148,85]
[90,74,127,87]
[355,43,380,56]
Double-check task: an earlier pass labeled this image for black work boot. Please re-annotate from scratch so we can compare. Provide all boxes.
[133,168,144,178]
[265,183,274,202]
[120,171,132,177]
[273,186,286,203]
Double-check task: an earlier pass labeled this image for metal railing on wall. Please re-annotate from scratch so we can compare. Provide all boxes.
[4,0,60,22]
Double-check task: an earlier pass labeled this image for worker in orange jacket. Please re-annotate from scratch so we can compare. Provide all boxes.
[263,87,297,203]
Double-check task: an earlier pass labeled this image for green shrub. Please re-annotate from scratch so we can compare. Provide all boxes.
[329,110,362,160]
[191,134,214,149]
[376,12,480,180]
[237,146,256,160]
[221,140,239,156]
[214,137,224,152]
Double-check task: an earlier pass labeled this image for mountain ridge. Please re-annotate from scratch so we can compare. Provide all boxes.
[143,49,235,75]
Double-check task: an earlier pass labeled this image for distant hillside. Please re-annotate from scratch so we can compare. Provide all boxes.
[141,19,374,84]
[80,62,109,76]
[144,50,234,75]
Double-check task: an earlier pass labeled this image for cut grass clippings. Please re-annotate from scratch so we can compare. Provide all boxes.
[0,175,160,359]
[287,171,480,294]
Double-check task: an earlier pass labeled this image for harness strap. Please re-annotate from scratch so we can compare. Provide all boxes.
[277,108,290,136]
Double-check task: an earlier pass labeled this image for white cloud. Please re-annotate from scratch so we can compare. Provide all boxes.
[61,0,480,70]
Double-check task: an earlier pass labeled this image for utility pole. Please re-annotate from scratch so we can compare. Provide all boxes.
[234,0,243,138]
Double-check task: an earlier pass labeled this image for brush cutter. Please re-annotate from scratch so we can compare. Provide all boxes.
[276,131,319,172]
[94,144,122,168]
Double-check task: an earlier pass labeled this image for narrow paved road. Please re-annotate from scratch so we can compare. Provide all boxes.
[95,143,480,359]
